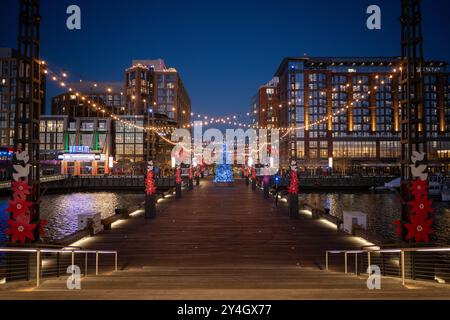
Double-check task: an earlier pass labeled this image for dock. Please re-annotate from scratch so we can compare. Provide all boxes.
[0,179,449,299]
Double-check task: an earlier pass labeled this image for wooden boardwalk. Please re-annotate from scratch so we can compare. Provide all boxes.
[1,179,449,299]
[77,179,364,268]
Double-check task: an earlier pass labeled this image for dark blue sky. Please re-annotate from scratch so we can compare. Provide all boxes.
[1,0,449,116]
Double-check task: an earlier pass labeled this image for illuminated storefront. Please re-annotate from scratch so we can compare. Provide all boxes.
[40,116,113,176]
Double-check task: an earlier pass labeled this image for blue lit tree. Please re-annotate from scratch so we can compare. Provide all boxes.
[214,143,234,183]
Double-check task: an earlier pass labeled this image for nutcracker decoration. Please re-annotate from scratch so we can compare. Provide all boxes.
[175,165,182,198]
[251,167,257,191]
[263,164,270,199]
[145,160,156,219]
[244,166,250,186]
[188,165,194,190]
[288,159,299,219]
[195,165,200,186]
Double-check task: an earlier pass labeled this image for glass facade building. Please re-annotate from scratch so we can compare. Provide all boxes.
[0,48,46,148]
[272,57,450,174]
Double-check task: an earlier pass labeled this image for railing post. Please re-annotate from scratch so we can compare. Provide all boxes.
[401,250,405,286]
[85,252,88,277]
[367,251,371,273]
[56,252,60,277]
[344,252,348,274]
[95,251,99,275]
[36,250,41,287]
[325,251,329,271]
[115,252,118,272]
[355,253,358,276]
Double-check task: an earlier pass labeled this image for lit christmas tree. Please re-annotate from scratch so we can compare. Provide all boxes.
[214,142,234,183]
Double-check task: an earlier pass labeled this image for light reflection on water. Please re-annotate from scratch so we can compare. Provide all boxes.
[0,192,144,241]
[299,192,450,245]
[0,191,448,245]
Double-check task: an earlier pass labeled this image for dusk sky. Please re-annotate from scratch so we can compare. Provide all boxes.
[1,0,449,116]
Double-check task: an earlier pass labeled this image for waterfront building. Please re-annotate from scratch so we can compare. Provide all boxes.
[39,115,67,175]
[251,77,280,129]
[0,48,46,148]
[39,115,112,176]
[114,114,177,175]
[130,59,191,127]
[51,81,125,117]
[262,56,450,174]
[124,63,154,116]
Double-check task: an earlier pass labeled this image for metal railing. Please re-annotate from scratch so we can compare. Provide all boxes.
[326,247,450,286]
[0,247,117,287]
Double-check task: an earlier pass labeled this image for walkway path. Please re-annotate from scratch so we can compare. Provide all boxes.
[80,179,364,268]
[1,179,449,299]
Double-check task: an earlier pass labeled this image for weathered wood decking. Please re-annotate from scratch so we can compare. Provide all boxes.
[1,179,449,299]
[76,179,364,268]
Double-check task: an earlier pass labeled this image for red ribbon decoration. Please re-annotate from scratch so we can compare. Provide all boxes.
[176,168,182,184]
[145,170,156,195]
[288,170,299,194]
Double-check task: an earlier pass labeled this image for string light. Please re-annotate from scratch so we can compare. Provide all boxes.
[43,61,403,146]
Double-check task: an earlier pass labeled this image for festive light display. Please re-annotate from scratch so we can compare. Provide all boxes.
[176,168,182,184]
[5,150,45,243]
[145,170,156,195]
[42,61,404,135]
[288,160,299,194]
[288,171,299,194]
[394,152,433,243]
[214,165,234,183]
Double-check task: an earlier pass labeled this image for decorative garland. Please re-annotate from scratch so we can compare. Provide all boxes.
[176,167,182,184]
[5,150,42,243]
[288,171,299,194]
[288,160,299,194]
[395,151,433,243]
[145,171,156,195]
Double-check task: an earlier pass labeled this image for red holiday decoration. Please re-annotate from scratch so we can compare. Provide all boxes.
[8,150,36,244]
[409,196,433,218]
[396,152,434,244]
[288,170,299,194]
[5,215,36,244]
[145,171,156,195]
[39,219,48,237]
[393,220,403,236]
[176,168,182,184]
[405,215,433,243]
[6,198,32,219]
[11,179,31,197]
[409,179,428,198]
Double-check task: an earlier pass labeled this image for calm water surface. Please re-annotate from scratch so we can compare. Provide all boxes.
[299,192,450,245]
[0,191,448,244]
[0,192,144,241]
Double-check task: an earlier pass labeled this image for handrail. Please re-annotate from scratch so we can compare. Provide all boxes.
[0,243,82,250]
[0,247,118,287]
[326,246,450,286]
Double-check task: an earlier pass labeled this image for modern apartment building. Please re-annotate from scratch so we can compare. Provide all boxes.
[51,81,125,117]
[0,48,46,148]
[251,77,280,129]
[130,59,191,127]
[255,56,450,174]
[39,115,113,176]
